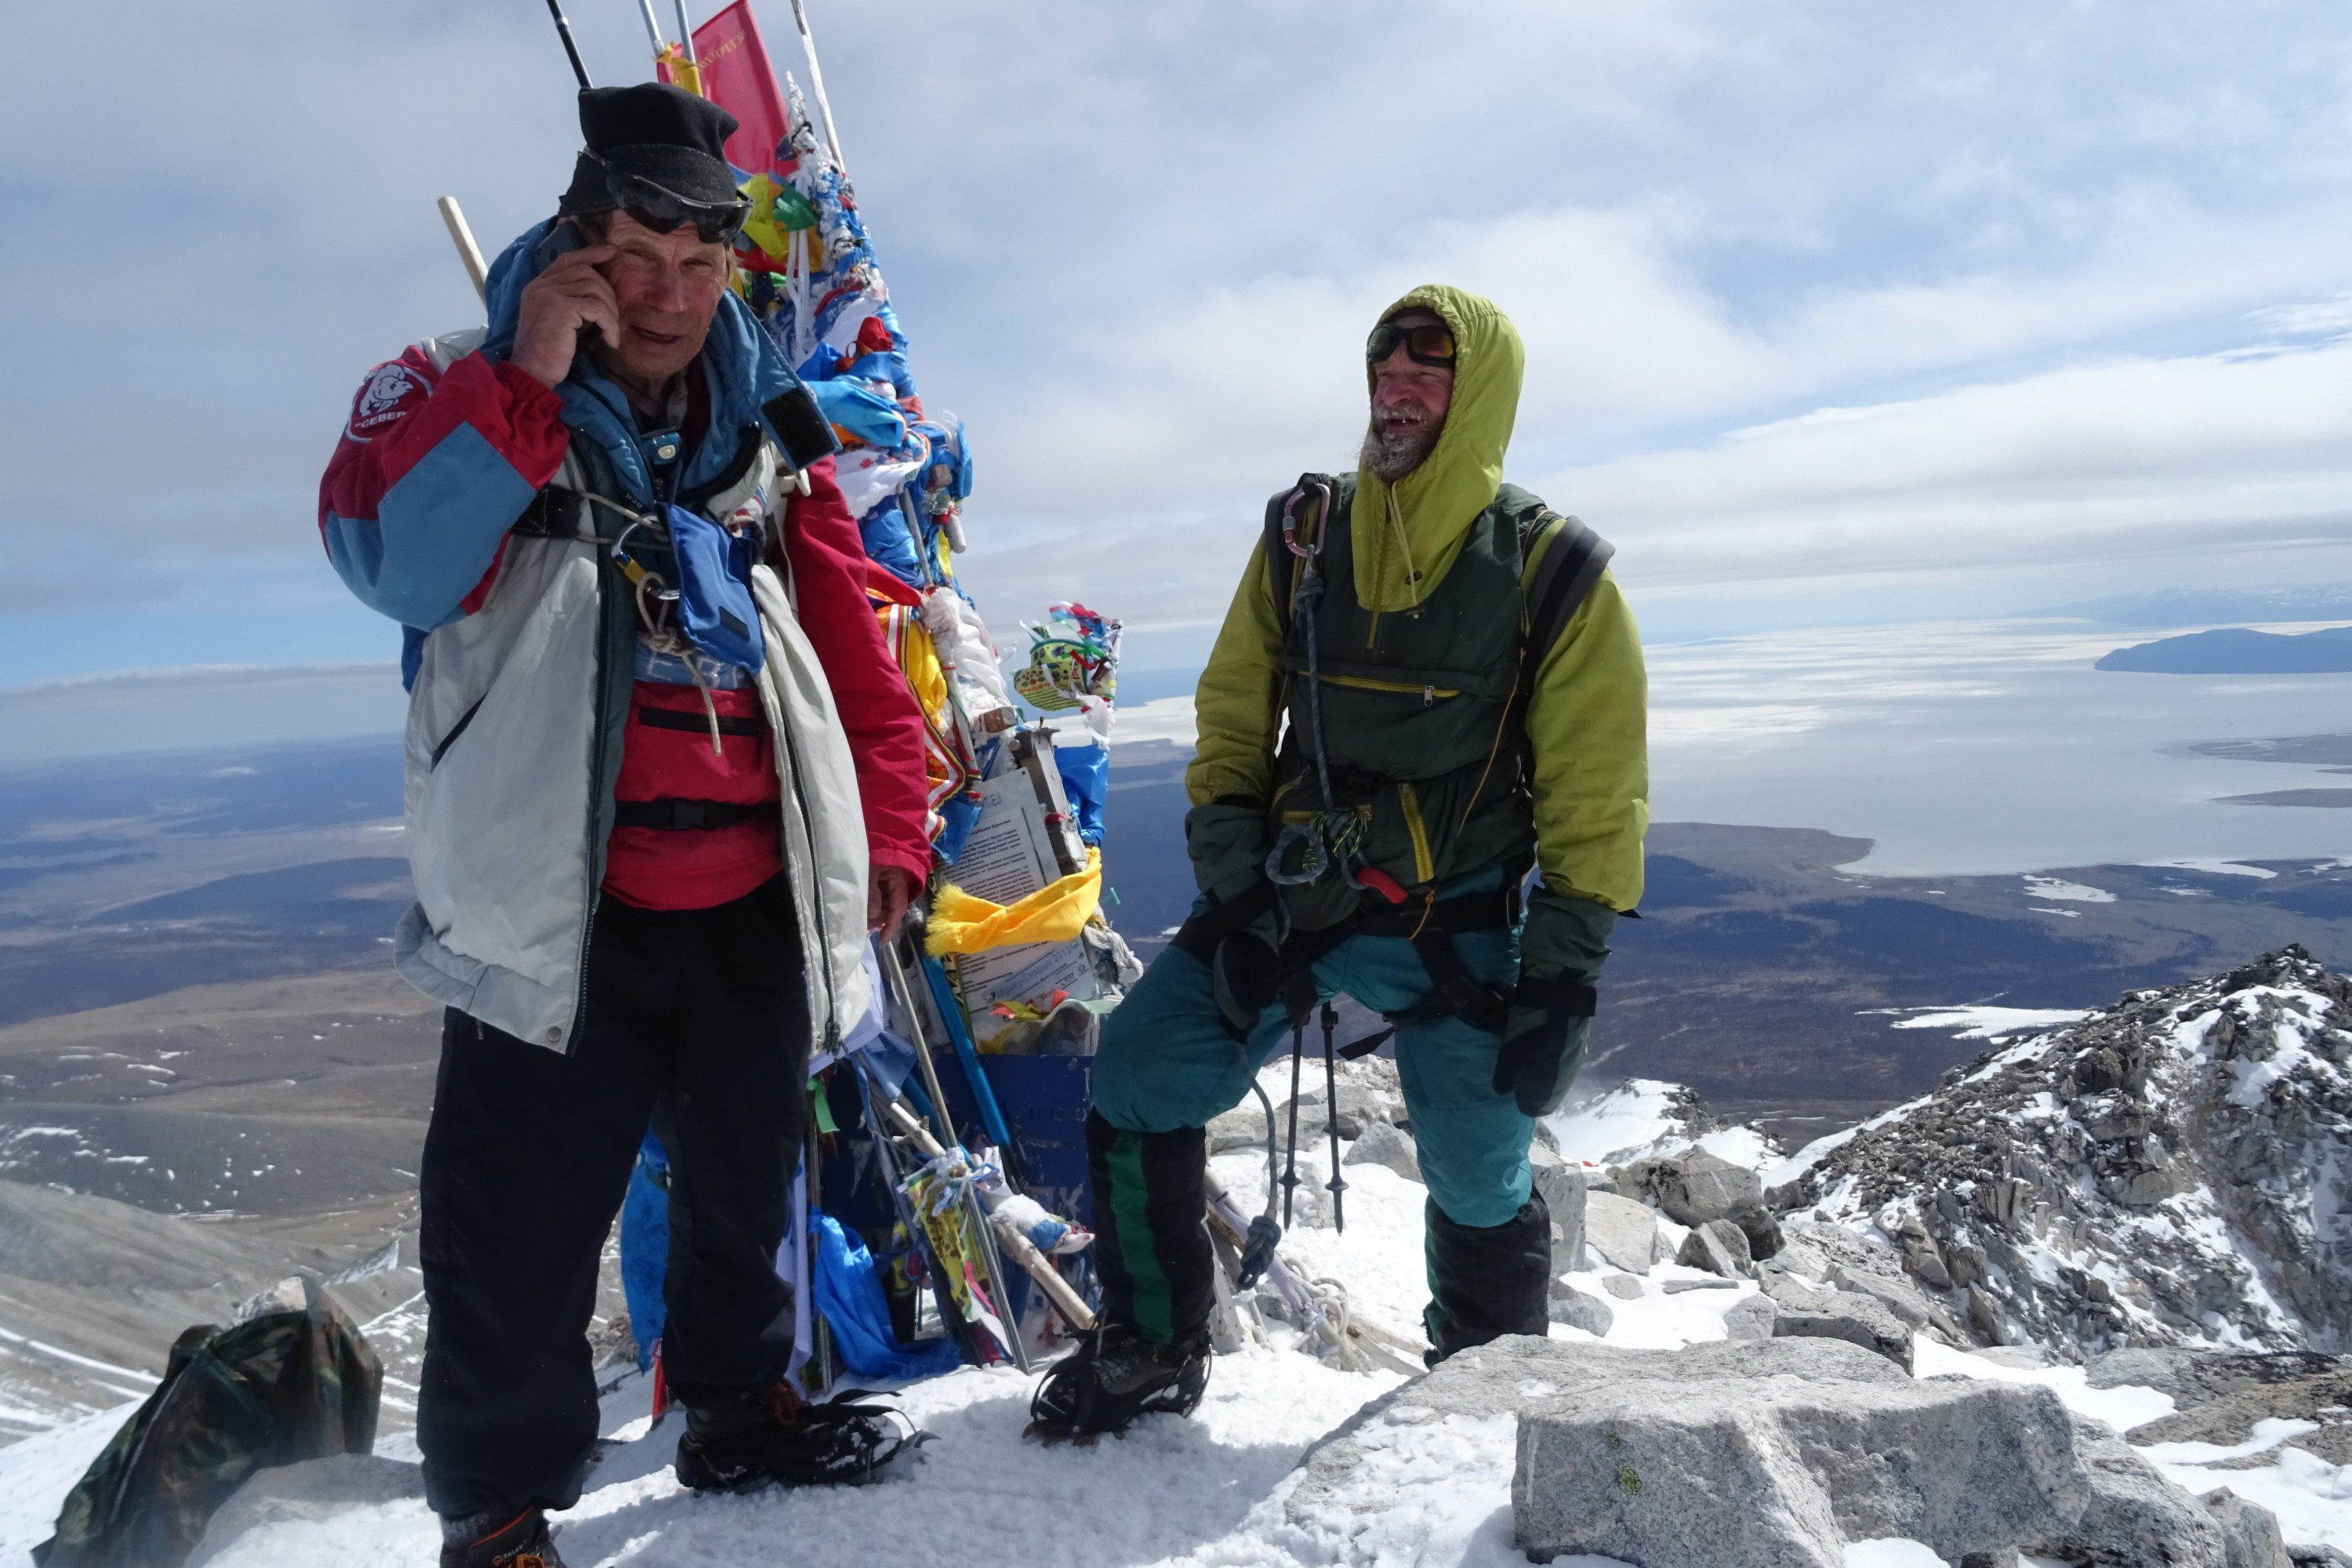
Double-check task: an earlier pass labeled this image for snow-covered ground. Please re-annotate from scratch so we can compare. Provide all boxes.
[6,1102,2350,1566]
[1878,1004,2094,1040]
[1541,1077,1780,1172]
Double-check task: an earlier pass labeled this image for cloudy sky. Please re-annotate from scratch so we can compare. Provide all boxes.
[4,0,2349,693]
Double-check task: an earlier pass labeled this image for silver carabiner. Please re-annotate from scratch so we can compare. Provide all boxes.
[1281,478,1333,561]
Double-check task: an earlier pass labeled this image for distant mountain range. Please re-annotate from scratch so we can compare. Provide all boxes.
[2041,583,2352,626]
[2096,623,2352,674]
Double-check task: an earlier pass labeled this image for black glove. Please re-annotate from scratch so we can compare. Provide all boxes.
[1492,975,1596,1116]
[1212,927,1283,1040]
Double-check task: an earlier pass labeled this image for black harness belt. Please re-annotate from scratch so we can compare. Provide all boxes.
[612,798,770,831]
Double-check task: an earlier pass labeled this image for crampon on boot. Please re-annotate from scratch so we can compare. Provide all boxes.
[1025,1324,1210,1439]
[673,1381,925,1492]
[439,1507,565,1568]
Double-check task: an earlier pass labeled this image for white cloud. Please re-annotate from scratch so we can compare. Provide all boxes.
[1553,339,2352,586]
[10,1,2352,669]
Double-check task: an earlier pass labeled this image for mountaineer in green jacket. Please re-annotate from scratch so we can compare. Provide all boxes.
[1029,285,1649,1436]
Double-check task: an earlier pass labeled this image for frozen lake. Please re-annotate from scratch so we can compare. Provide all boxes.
[1113,618,2352,877]
[1643,618,2350,876]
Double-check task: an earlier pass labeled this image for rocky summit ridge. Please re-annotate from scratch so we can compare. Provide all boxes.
[1773,945,2352,1360]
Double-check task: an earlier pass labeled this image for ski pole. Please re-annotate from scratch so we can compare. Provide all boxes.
[1282,1022,1304,1228]
[805,1095,837,1391]
[878,935,955,1150]
[918,953,1014,1156]
[787,0,848,175]
[1321,1003,1347,1233]
[963,1167,1033,1373]
[436,197,488,304]
[545,0,593,89]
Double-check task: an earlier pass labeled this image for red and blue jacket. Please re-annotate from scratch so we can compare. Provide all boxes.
[318,220,934,901]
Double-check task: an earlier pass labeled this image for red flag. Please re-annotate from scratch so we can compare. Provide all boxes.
[691,2,794,182]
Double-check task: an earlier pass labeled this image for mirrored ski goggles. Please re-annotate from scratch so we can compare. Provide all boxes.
[585,151,751,245]
[1366,319,1456,368]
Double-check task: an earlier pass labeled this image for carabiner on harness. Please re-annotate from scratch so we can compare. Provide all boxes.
[1281,477,1333,561]
[609,517,681,604]
[1264,808,1370,888]
[1265,820,1329,887]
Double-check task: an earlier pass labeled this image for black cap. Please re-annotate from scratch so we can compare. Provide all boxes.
[558,83,742,214]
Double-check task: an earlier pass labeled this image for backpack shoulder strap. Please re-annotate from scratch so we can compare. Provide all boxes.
[1517,510,1615,685]
[1260,472,1344,637]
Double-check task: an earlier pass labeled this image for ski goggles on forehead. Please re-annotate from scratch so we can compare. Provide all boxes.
[584,151,751,245]
[1366,319,1456,368]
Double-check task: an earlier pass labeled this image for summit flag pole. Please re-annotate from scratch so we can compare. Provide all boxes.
[437,197,490,303]
[546,0,593,89]
[633,0,666,55]
[786,0,848,175]
[673,1,697,62]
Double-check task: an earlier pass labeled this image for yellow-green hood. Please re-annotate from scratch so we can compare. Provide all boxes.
[1350,284,1525,612]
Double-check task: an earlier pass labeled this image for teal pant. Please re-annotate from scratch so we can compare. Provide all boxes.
[1091,900,1534,1230]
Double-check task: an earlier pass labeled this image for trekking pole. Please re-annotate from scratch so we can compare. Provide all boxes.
[918,952,1017,1160]
[672,0,697,60]
[787,0,848,175]
[545,0,593,89]
[1281,1023,1305,1228]
[964,1171,1033,1374]
[436,197,489,304]
[1321,1003,1347,1233]
[805,1095,838,1391]
[877,936,955,1149]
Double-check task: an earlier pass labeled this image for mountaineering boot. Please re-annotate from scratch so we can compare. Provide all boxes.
[1026,1323,1212,1437]
[438,1508,566,1568]
[673,1381,924,1491]
[1421,1192,1552,1365]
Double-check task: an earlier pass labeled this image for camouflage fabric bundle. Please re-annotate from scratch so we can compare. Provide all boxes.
[35,1276,382,1568]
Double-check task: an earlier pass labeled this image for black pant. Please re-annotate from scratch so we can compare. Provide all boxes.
[416,876,808,1522]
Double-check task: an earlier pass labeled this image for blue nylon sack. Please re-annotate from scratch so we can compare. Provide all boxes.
[811,1212,963,1381]
[664,504,765,673]
[1054,740,1109,846]
[618,1131,670,1370]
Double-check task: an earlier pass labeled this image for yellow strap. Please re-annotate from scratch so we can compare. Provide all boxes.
[924,848,1103,956]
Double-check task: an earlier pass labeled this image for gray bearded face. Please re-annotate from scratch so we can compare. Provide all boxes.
[1360,401,1444,482]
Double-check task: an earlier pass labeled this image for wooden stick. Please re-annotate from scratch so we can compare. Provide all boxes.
[437,197,488,304]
